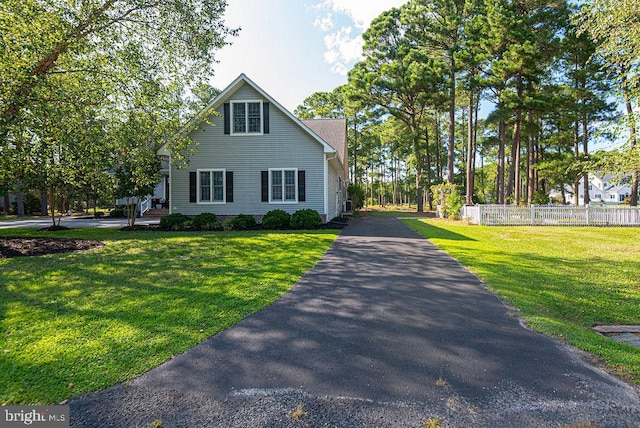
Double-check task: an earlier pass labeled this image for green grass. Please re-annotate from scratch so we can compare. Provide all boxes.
[360,205,436,217]
[0,228,338,404]
[404,218,640,383]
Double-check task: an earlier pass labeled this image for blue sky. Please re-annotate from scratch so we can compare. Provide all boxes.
[211,0,406,112]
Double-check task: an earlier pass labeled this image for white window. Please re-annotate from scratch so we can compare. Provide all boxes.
[198,169,225,203]
[270,169,297,203]
[231,101,262,134]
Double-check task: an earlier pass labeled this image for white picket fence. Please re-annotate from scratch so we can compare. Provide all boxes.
[461,204,640,226]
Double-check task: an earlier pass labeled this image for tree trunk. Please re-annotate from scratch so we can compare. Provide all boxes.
[513,130,521,205]
[435,114,443,182]
[447,57,456,183]
[40,188,48,216]
[623,74,638,206]
[425,124,433,210]
[526,113,535,204]
[16,182,25,217]
[352,118,359,185]
[465,93,474,205]
[497,118,505,204]
[414,133,424,212]
[573,119,580,205]
[507,118,521,204]
[582,106,590,205]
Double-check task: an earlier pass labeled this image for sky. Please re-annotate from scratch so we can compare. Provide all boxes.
[210,0,407,112]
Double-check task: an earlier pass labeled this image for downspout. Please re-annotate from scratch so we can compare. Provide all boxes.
[168,158,173,215]
[325,152,338,221]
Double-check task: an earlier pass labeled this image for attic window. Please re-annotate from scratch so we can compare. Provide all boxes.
[232,101,262,134]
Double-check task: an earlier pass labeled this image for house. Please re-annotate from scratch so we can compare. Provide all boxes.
[158,74,348,222]
[550,172,636,205]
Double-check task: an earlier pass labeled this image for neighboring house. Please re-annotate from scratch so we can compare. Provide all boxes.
[550,172,636,205]
[158,73,348,222]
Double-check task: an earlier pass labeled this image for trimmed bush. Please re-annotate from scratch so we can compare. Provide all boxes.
[192,212,220,230]
[109,208,126,218]
[160,213,192,230]
[262,209,291,230]
[291,209,321,229]
[223,214,257,231]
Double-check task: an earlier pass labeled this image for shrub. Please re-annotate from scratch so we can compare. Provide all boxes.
[262,209,290,229]
[347,184,365,210]
[160,213,192,230]
[12,191,42,214]
[431,183,463,219]
[533,190,550,205]
[291,209,321,229]
[109,208,126,218]
[223,214,257,231]
[192,212,220,230]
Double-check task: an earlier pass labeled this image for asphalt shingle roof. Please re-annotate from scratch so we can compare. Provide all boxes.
[301,118,347,167]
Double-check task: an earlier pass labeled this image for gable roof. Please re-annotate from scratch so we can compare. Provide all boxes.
[201,73,337,156]
[301,118,347,166]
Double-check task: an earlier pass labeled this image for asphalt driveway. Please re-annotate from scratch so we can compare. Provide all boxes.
[0,216,159,229]
[70,216,640,427]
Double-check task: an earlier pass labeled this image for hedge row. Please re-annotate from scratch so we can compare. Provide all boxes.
[159,209,322,231]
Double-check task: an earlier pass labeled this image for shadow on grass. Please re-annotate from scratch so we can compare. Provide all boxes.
[0,229,337,404]
[402,219,476,241]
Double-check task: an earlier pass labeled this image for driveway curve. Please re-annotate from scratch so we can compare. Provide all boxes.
[70,216,640,427]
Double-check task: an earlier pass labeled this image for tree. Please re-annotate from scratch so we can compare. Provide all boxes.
[110,79,193,227]
[405,0,466,184]
[561,15,615,205]
[0,1,236,216]
[0,0,236,143]
[576,0,640,205]
[294,88,345,119]
[349,6,446,212]
[483,0,568,204]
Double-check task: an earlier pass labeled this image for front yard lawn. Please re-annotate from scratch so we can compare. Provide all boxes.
[404,219,640,384]
[0,228,337,404]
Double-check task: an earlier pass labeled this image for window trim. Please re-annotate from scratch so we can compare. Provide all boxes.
[230,100,263,135]
[197,168,226,204]
[269,168,298,204]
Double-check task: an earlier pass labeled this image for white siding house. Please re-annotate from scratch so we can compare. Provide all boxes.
[550,173,636,205]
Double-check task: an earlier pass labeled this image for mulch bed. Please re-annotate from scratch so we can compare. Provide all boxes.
[0,237,105,258]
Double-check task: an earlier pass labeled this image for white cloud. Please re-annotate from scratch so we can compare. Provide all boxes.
[316,0,407,29]
[311,0,407,75]
[313,13,334,32]
[330,62,349,76]
[323,26,362,65]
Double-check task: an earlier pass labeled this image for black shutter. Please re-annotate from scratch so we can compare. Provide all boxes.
[223,103,230,134]
[226,171,233,203]
[189,171,197,203]
[261,171,269,202]
[298,170,306,202]
[263,102,269,134]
